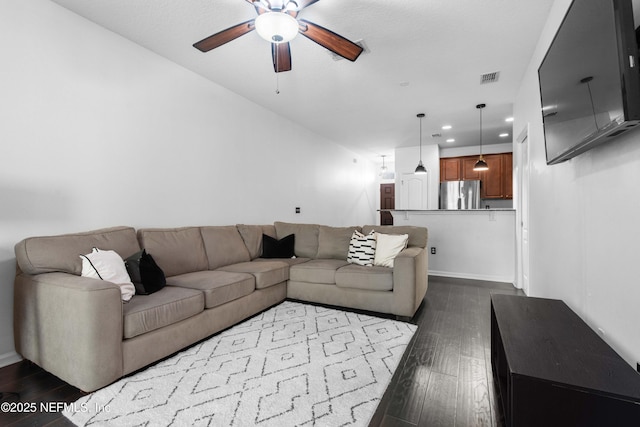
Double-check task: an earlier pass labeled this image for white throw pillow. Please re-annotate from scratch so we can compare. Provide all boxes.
[347,230,377,267]
[80,248,135,301]
[374,233,409,268]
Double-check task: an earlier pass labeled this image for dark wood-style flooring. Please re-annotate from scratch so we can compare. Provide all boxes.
[373,276,524,427]
[0,276,523,426]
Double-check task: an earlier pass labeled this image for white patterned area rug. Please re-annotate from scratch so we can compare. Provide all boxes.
[63,301,417,426]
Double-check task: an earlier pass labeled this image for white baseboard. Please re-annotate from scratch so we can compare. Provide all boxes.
[429,270,515,285]
[0,351,22,368]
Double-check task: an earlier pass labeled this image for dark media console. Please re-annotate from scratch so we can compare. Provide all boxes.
[490,294,640,427]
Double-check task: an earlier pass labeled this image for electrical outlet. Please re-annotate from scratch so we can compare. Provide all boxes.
[430,247,436,255]
[295,207,301,214]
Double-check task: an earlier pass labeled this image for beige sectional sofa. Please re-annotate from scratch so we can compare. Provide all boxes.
[13,222,428,391]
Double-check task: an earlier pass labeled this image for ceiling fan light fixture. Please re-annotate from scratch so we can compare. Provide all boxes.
[255,12,299,44]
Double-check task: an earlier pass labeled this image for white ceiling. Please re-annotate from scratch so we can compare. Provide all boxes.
[50,0,555,160]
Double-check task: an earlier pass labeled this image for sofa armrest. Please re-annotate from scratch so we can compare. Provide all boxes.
[392,247,429,317]
[14,272,124,391]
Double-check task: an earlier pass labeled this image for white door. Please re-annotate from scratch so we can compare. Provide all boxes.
[516,125,530,294]
[400,173,429,210]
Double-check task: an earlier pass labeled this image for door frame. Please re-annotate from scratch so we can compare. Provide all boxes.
[515,123,530,294]
[380,183,395,225]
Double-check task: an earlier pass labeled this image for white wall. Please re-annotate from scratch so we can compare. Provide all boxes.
[392,210,516,283]
[439,142,513,158]
[0,0,376,364]
[513,0,640,366]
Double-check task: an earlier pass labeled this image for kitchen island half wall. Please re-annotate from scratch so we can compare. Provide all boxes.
[389,209,516,284]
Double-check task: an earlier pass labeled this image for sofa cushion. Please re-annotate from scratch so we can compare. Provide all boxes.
[362,225,428,249]
[289,259,350,284]
[15,226,140,276]
[137,227,209,277]
[80,248,135,301]
[237,224,277,259]
[254,257,311,266]
[274,222,319,258]
[200,226,251,270]
[374,233,409,268]
[335,264,394,291]
[124,249,166,295]
[218,261,289,289]
[167,270,254,309]
[316,226,361,260]
[262,234,295,258]
[123,286,204,339]
[346,230,377,267]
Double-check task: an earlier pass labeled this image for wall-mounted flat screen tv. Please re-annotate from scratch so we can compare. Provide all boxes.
[538,0,640,165]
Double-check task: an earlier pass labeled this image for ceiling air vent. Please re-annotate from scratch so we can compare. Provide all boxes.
[432,133,442,138]
[330,39,369,61]
[480,71,500,84]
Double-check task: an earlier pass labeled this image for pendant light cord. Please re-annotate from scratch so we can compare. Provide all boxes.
[419,115,423,160]
[476,103,486,156]
[479,107,482,155]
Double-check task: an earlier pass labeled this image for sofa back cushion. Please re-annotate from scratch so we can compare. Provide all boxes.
[200,226,251,270]
[137,227,208,277]
[274,222,319,258]
[237,224,277,260]
[316,226,362,260]
[362,225,428,248]
[15,226,140,276]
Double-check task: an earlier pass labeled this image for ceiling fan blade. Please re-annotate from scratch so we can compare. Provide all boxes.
[293,0,320,10]
[245,0,269,13]
[272,42,292,72]
[193,20,255,52]
[298,19,363,61]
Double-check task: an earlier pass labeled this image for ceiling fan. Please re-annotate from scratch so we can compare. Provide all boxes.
[193,0,364,73]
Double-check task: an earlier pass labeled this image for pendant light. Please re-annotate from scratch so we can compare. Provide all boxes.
[380,155,388,175]
[473,103,489,171]
[415,113,427,175]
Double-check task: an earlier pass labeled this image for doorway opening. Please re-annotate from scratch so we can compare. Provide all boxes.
[380,183,395,225]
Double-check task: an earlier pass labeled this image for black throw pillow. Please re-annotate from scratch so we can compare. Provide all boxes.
[125,249,166,295]
[262,234,295,258]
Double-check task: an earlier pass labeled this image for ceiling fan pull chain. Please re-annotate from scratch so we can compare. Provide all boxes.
[275,69,280,94]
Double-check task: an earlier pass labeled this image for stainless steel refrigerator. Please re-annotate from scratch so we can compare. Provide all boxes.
[440,180,481,209]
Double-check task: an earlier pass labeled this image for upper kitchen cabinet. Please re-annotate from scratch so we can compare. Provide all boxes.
[462,157,482,181]
[503,153,513,199]
[439,153,513,200]
[440,157,461,181]
[480,154,505,199]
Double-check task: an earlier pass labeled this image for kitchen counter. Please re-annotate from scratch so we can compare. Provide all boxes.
[386,209,516,283]
[380,209,515,212]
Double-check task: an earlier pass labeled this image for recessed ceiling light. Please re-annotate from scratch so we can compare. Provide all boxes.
[442,125,452,130]
[505,117,514,122]
[499,133,509,138]
[446,138,455,143]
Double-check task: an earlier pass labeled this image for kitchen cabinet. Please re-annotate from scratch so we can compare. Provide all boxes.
[462,157,481,180]
[440,157,461,181]
[480,154,504,199]
[503,153,513,199]
[439,153,512,200]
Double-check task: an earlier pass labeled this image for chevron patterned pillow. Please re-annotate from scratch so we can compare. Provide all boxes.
[347,230,377,266]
